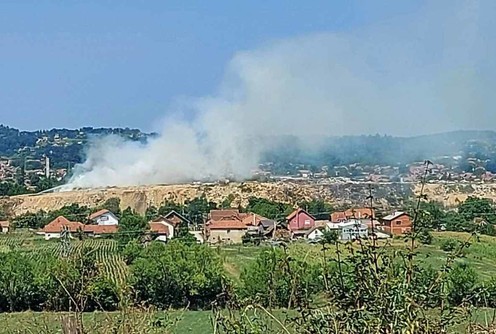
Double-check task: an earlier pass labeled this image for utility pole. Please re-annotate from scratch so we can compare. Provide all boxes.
[61,226,71,257]
[367,184,379,273]
[367,184,376,240]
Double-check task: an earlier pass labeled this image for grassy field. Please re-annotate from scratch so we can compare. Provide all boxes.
[1,308,496,333]
[1,231,496,333]
[0,310,214,334]
[2,230,496,282]
[218,231,496,282]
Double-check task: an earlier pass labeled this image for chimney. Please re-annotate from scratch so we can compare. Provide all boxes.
[45,156,50,178]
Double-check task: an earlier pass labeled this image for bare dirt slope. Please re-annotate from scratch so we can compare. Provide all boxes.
[2,181,496,217]
[3,181,332,216]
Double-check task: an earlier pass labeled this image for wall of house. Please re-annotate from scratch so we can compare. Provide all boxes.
[153,220,174,238]
[383,215,412,235]
[155,235,168,242]
[167,214,183,226]
[340,224,368,240]
[289,211,315,231]
[307,229,324,240]
[44,232,61,240]
[208,229,246,244]
[189,231,204,243]
[95,213,119,226]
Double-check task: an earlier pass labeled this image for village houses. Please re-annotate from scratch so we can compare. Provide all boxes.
[148,210,194,242]
[205,209,276,244]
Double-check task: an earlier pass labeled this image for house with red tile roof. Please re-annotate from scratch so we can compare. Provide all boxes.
[206,219,248,244]
[205,209,275,244]
[149,220,174,242]
[162,210,191,228]
[330,211,347,223]
[209,209,244,222]
[330,208,375,223]
[83,224,119,237]
[41,216,84,240]
[382,212,412,235]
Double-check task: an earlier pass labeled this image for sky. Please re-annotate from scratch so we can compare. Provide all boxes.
[0,1,495,136]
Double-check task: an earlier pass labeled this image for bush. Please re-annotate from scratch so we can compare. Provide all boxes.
[440,238,459,252]
[447,262,478,305]
[129,241,227,309]
[87,277,120,311]
[239,248,322,308]
[418,229,433,245]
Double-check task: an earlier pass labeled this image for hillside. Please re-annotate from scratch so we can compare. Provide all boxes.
[3,180,496,217]
[2,124,496,174]
[0,124,152,169]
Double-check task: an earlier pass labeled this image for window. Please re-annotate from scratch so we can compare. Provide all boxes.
[395,220,402,225]
[305,219,311,225]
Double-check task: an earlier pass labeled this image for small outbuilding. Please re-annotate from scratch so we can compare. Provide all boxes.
[0,221,10,234]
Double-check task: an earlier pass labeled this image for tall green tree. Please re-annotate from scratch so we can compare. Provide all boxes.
[185,196,217,226]
[245,197,292,221]
[458,197,496,223]
[116,208,148,246]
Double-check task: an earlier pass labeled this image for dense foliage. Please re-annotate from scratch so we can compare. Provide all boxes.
[129,241,227,309]
[0,249,118,312]
[239,247,322,308]
[420,197,496,236]
[0,124,151,169]
[245,197,293,221]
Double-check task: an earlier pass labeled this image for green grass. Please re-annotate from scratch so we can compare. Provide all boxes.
[1,231,496,332]
[2,230,496,283]
[219,232,496,282]
[1,308,495,334]
[0,310,214,334]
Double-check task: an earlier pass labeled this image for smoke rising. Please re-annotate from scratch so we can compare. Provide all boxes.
[68,0,496,188]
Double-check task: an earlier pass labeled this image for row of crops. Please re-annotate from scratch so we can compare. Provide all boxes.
[0,234,128,285]
[0,235,26,249]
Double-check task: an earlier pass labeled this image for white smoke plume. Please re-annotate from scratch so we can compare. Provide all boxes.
[68,0,496,188]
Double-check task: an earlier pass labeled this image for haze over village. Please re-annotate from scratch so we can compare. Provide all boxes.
[1,1,496,333]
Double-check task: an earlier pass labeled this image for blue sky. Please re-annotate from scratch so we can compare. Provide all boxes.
[0,0,424,131]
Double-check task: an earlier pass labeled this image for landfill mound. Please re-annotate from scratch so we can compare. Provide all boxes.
[2,181,496,217]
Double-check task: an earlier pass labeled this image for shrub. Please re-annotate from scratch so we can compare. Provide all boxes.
[418,228,433,245]
[440,238,459,252]
[239,247,322,308]
[447,262,478,305]
[129,241,227,309]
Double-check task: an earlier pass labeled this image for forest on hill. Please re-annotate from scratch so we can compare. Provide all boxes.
[0,125,152,169]
[2,124,496,173]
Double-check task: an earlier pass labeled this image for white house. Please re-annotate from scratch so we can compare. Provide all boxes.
[150,217,176,239]
[41,216,84,240]
[88,209,119,226]
[306,227,325,240]
[326,220,368,241]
